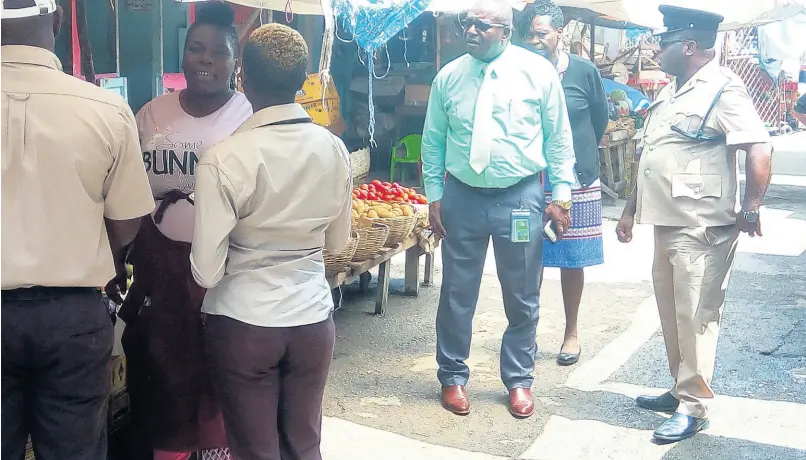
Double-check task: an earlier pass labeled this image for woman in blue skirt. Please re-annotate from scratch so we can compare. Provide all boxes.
[518,0,610,365]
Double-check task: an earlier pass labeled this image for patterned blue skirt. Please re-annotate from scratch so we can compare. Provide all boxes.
[542,174,605,269]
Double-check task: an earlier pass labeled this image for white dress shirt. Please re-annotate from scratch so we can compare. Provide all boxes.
[190,103,353,328]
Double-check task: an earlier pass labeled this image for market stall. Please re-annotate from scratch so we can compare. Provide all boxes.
[324,181,435,315]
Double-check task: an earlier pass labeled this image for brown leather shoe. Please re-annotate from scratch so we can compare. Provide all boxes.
[508,388,535,419]
[441,385,470,415]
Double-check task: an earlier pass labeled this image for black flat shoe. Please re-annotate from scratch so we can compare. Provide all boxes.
[556,347,581,366]
[636,391,679,412]
[653,412,709,443]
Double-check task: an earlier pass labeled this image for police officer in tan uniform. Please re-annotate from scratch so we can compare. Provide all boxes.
[616,6,773,443]
[1,1,154,459]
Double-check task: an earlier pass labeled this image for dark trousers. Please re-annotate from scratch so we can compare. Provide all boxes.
[205,314,335,460]
[436,175,544,390]
[2,288,113,460]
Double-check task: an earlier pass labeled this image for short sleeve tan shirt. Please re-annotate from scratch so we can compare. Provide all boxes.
[635,61,771,227]
[2,46,155,289]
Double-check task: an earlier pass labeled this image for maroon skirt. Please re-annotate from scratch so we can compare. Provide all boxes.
[119,217,227,452]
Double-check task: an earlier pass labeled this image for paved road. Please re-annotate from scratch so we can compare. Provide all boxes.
[320,135,806,459]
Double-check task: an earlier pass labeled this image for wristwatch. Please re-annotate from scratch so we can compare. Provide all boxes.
[552,200,572,210]
[740,209,759,223]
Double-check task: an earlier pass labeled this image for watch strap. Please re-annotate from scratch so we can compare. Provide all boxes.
[552,200,572,210]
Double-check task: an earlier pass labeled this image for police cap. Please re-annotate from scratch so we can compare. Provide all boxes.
[656,5,724,49]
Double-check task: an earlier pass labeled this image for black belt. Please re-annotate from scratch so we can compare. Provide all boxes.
[448,174,540,194]
[1,286,98,302]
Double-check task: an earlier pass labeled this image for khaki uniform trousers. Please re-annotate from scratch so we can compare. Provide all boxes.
[652,225,740,419]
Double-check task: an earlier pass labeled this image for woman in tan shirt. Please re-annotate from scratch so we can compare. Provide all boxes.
[191,24,352,460]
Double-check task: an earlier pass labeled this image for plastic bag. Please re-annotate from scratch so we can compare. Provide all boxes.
[330,0,432,142]
[334,0,431,51]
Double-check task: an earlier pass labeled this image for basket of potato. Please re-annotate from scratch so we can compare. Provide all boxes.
[352,199,417,247]
[352,216,390,261]
[323,230,359,277]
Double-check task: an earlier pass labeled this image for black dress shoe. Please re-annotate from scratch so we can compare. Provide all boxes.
[556,347,581,366]
[653,412,709,443]
[636,392,679,412]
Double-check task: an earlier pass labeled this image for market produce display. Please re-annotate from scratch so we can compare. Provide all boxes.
[324,183,431,277]
[352,180,427,205]
[351,199,414,220]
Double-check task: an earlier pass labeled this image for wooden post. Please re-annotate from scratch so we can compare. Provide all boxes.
[589,22,596,64]
[423,252,435,287]
[151,0,164,97]
[375,261,391,315]
[114,0,120,75]
[404,246,421,296]
[69,0,80,77]
[75,0,95,84]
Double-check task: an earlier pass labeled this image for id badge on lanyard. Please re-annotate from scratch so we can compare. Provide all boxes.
[510,203,531,244]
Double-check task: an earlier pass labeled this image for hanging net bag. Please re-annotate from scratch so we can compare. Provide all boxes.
[320,0,432,143]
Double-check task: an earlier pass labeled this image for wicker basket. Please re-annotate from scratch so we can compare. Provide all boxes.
[350,148,370,183]
[324,231,359,277]
[370,206,417,247]
[352,222,389,261]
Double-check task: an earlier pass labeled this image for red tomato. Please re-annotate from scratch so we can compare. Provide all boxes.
[358,190,368,200]
[352,190,359,198]
[359,184,369,191]
[417,195,428,204]
[367,192,378,200]
[382,182,391,188]
[384,194,396,202]
[367,184,376,192]
[401,193,409,201]
[392,182,401,188]
[371,180,383,188]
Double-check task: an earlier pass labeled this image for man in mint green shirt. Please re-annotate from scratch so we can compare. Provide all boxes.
[423,0,576,420]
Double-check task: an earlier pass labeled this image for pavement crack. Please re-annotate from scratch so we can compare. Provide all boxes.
[759,318,803,356]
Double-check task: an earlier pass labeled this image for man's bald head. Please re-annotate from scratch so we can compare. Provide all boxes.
[1,0,62,51]
[470,0,513,27]
[464,0,513,61]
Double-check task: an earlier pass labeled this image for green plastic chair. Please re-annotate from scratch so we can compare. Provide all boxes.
[389,134,423,186]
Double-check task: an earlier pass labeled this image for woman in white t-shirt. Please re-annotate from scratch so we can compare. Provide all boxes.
[114,3,252,460]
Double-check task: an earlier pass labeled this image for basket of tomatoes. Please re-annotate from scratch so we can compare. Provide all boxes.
[352,180,428,205]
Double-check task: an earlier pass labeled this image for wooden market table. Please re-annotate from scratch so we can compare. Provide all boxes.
[599,133,638,200]
[327,234,437,316]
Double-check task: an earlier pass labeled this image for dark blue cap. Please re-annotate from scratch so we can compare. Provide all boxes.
[658,5,724,35]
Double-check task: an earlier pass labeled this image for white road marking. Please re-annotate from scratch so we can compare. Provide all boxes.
[321,417,508,460]
[564,295,660,390]
[520,415,675,460]
[739,173,806,187]
[595,382,806,451]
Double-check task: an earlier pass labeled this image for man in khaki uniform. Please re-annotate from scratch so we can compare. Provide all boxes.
[616,5,773,444]
[1,1,155,459]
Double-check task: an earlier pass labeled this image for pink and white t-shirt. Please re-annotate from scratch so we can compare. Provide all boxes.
[136,91,252,243]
